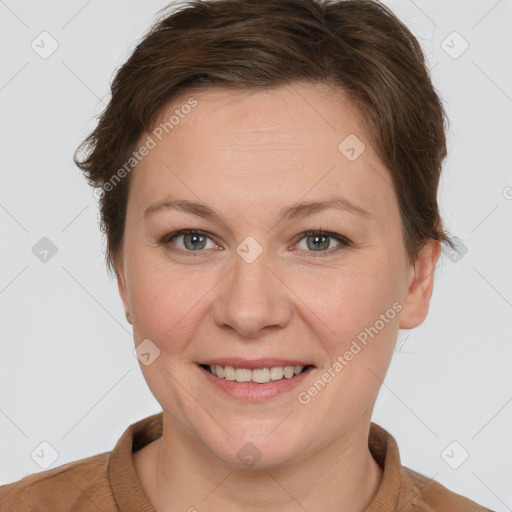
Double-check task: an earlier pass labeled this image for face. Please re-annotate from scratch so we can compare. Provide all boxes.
[117,82,439,468]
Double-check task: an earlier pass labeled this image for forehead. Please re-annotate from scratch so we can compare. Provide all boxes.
[151,82,365,149]
[129,83,393,219]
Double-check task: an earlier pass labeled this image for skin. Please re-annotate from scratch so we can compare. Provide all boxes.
[116,82,441,512]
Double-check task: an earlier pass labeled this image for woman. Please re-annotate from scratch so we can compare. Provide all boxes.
[0,0,494,510]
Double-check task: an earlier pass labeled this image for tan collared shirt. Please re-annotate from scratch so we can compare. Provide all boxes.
[0,412,493,511]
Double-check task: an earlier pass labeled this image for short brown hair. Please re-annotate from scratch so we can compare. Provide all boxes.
[74,0,453,278]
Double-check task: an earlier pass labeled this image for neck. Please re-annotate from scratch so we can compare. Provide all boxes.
[135,411,382,512]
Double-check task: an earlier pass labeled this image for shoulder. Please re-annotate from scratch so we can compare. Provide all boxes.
[402,466,495,511]
[0,451,117,512]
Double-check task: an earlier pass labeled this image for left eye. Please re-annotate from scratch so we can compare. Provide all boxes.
[294,230,349,255]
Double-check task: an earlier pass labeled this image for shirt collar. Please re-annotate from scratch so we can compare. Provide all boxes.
[109,412,407,511]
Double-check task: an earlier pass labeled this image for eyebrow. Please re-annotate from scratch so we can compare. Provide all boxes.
[143,196,371,222]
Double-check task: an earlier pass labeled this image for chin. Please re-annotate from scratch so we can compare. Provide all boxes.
[203,428,307,470]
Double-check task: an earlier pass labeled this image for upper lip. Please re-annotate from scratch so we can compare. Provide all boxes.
[198,358,314,369]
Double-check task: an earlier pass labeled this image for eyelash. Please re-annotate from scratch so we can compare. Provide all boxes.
[158,229,351,258]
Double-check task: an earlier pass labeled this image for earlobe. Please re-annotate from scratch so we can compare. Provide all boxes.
[398,239,442,330]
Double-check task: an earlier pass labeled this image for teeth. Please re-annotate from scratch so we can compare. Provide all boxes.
[208,364,307,383]
[224,366,236,381]
[270,367,283,380]
[283,366,294,378]
[252,368,270,383]
[235,368,252,382]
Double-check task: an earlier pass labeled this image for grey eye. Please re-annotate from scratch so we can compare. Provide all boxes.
[171,231,216,251]
[297,233,341,252]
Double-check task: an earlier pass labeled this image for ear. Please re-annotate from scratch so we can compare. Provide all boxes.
[115,261,133,325]
[399,239,442,329]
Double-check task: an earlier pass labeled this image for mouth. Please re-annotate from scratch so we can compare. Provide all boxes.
[199,363,314,384]
[195,357,317,401]
[197,361,315,401]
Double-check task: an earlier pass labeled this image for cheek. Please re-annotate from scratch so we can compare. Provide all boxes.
[292,259,401,394]
[127,249,217,352]
[290,264,401,425]
[293,258,401,340]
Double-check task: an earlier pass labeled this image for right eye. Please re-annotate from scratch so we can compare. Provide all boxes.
[160,229,222,254]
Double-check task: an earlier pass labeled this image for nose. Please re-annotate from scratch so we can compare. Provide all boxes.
[213,247,292,338]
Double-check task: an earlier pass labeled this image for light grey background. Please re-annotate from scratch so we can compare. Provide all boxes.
[1,1,511,510]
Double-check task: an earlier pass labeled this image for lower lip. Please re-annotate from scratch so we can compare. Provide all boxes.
[197,364,314,402]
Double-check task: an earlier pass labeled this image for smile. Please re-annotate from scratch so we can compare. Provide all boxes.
[197,362,315,402]
[201,364,313,383]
